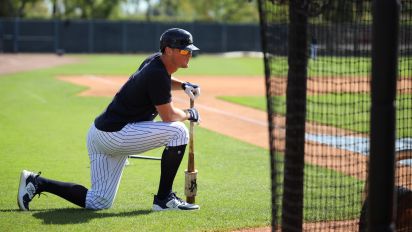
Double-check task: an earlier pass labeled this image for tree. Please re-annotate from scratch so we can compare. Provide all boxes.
[149,0,259,23]
[0,0,260,23]
[52,0,121,19]
[0,0,42,18]
[0,0,14,17]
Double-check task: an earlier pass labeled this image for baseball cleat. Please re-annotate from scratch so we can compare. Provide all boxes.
[17,170,41,211]
[152,192,199,211]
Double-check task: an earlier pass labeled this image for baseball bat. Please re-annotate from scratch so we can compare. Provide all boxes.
[185,98,198,203]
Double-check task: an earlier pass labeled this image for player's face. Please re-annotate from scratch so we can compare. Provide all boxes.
[173,48,192,68]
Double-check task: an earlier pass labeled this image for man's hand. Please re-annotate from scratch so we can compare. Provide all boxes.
[185,108,200,123]
[182,82,200,100]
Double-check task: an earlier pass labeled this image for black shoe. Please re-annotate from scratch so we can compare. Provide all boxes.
[152,192,199,211]
[17,170,41,211]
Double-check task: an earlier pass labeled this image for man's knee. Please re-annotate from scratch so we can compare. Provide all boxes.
[85,192,114,210]
[172,121,189,137]
[169,122,189,145]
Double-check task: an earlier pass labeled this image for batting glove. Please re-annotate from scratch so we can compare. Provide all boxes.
[182,82,200,100]
[185,108,201,123]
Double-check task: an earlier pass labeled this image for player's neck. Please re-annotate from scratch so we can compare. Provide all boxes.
[160,54,178,75]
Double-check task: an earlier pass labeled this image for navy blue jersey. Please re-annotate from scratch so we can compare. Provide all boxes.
[94,53,171,132]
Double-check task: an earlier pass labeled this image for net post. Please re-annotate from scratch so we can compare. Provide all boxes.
[281,0,308,231]
[368,0,400,231]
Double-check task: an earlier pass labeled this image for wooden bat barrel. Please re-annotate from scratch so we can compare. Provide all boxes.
[185,169,198,197]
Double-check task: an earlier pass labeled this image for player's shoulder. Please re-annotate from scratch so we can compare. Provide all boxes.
[137,54,168,78]
[138,52,162,71]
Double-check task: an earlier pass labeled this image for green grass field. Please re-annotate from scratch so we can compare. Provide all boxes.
[0,54,364,232]
[268,56,412,77]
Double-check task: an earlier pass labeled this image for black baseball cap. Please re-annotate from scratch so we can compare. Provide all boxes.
[160,28,200,52]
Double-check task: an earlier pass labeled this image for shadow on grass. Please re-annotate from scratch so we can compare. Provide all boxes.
[31,208,153,225]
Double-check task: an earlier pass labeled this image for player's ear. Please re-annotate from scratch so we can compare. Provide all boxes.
[165,47,173,56]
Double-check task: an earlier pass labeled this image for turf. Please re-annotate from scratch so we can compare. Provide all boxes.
[0,54,364,231]
[270,56,412,77]
[54,54,265,77]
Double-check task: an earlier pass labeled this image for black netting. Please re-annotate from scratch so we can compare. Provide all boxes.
[258,0,412,231]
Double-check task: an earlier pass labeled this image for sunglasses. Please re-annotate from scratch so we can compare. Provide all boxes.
[178,49,192,55]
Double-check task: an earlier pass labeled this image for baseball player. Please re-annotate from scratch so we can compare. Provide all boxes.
[17,28,201,211]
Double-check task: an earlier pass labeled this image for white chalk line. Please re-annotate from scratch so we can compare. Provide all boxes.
[173,96,268,127]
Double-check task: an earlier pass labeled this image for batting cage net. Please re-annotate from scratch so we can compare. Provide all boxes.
[257,0,412,231]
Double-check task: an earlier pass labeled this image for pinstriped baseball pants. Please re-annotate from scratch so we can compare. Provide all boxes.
[85,121,189,210]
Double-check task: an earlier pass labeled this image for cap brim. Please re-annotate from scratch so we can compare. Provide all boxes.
[184,44,200,51]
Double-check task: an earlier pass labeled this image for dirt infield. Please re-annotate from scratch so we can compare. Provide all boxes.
[0,53,79,75]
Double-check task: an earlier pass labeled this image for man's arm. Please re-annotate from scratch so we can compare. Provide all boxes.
[171,76,200,100]
[156,101,188,122]
[171,76,185,90]
[156,102,201,123]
